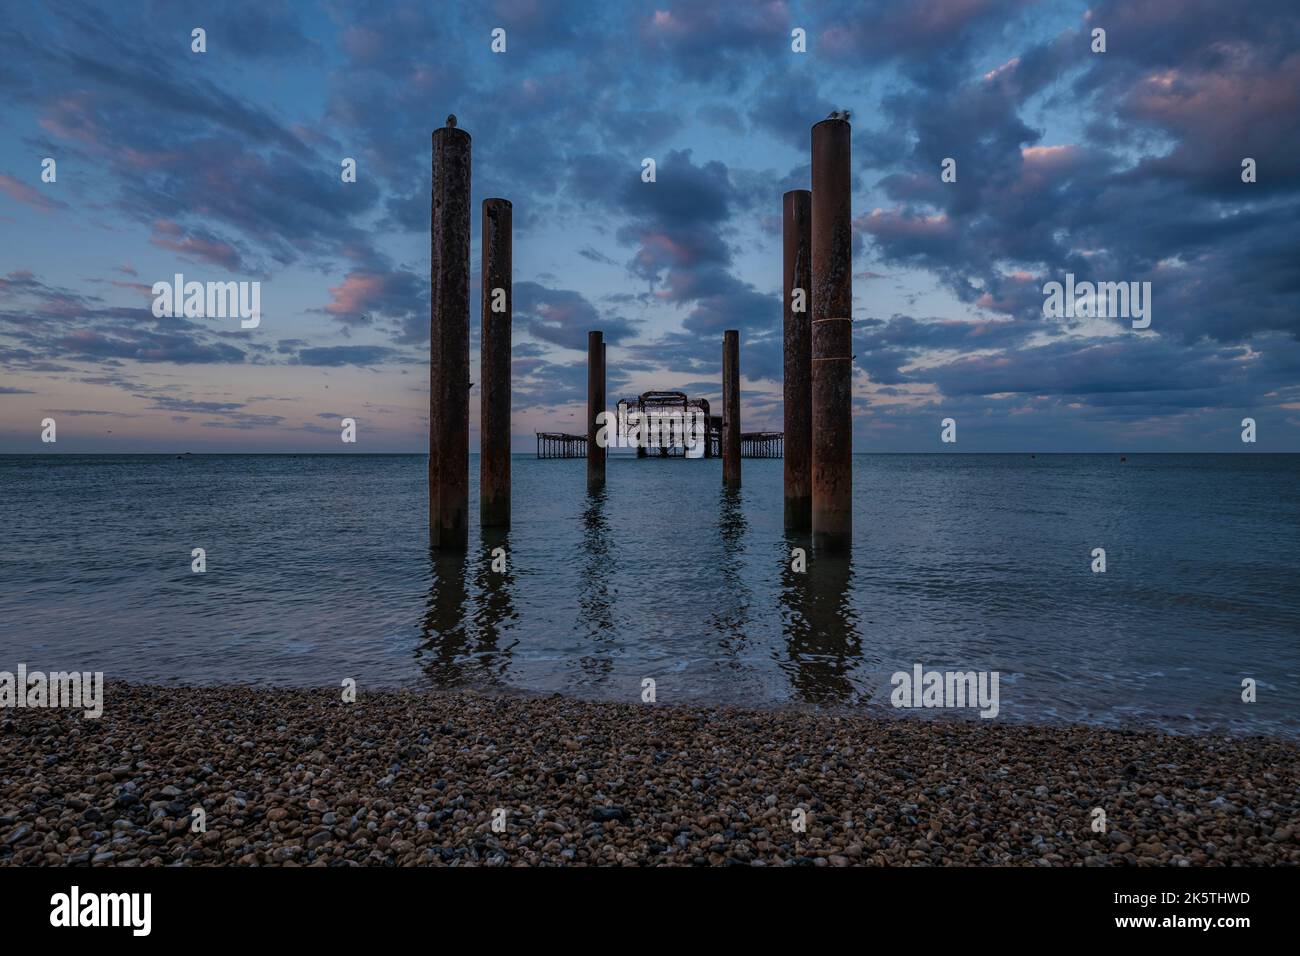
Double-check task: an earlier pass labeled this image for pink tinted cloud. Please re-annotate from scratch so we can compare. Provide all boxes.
[632,231,694,273]
[0,173,67,213]
[325,271,389,315]
[1012,144,1089,195]
[149,219,243,270]
[1124,53,1300,155]
[37,92,106,149]
[821,0,1024,58]
[320,269,422,328]
[855,208,955,242]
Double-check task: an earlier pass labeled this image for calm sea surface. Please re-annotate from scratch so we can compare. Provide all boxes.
[2,454,1297,736]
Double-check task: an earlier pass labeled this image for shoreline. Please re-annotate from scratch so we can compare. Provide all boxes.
[10,672,1291,741]
[2,683,1296,866]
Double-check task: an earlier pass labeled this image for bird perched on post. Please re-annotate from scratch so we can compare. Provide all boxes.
[446,114,457,128]
[827,109,851,122]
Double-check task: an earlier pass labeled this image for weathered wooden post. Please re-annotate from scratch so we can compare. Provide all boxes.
[811,117,853,552]
[722,329,741,489]
[587,331,605,491]
[480,198,512,527]
[783,188,812,529]
[431,115,471,549]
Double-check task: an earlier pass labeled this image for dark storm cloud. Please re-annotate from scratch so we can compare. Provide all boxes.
[513,353,633,411]
[927,337,1248,402]
[577,246,620,267]
[0,3,384,273]
[514,281,637,350]
[569,148,782,374]
[817,0,1029,56]
[636,1,791,85]
[852,314,1032,387]
[43,0,317,63]
[851,313,1300,428]
[319,0,629,232]
[186,2,317,60]
[815,0,1034,86]
[0,270,250,366]
[748,80,837,150]
[854,0,1300,357]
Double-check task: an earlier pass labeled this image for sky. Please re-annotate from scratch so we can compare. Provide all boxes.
[1,0,1297,453]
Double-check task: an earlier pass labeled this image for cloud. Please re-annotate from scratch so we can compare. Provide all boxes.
[515,281,637,350]
[294,345,402,366]
[638,1,792,85]
[43,407,139,417]
[0,270,252,366]
[149,220,246,271]
[1,0,1298,450]
[818,0,1033,86]
[319,267,428,343]
[0,173,67,213]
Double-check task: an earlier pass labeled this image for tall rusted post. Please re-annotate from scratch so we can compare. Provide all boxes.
[431,116,471,550]
[480,198,512,527]
[587,331,605,491]
[722,329,741,488]
[811,117,853,552]
[783,189,812,530]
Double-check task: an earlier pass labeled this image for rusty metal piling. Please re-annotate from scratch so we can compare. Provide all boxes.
[783,188,812,529]
[587,331,605,491]
[431,118,471,549]
[480,198,512,527]
[722,329,741,489]
[811,118,853,552]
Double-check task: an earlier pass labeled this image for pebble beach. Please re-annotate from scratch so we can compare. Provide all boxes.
[2,684,1297,866]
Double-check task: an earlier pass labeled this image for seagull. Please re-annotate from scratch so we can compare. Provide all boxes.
[447,114,457,128]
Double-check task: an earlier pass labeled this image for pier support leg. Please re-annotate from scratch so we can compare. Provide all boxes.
[811,118,853,552]
[431,120,471,550]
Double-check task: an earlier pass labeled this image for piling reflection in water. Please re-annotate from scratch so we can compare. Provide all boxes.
[417,542,515,686]
[712,486,752,651]
[10,454,1294,732]
[472,528,518,660]
[779,534,864,705]
[576,486,615,687]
